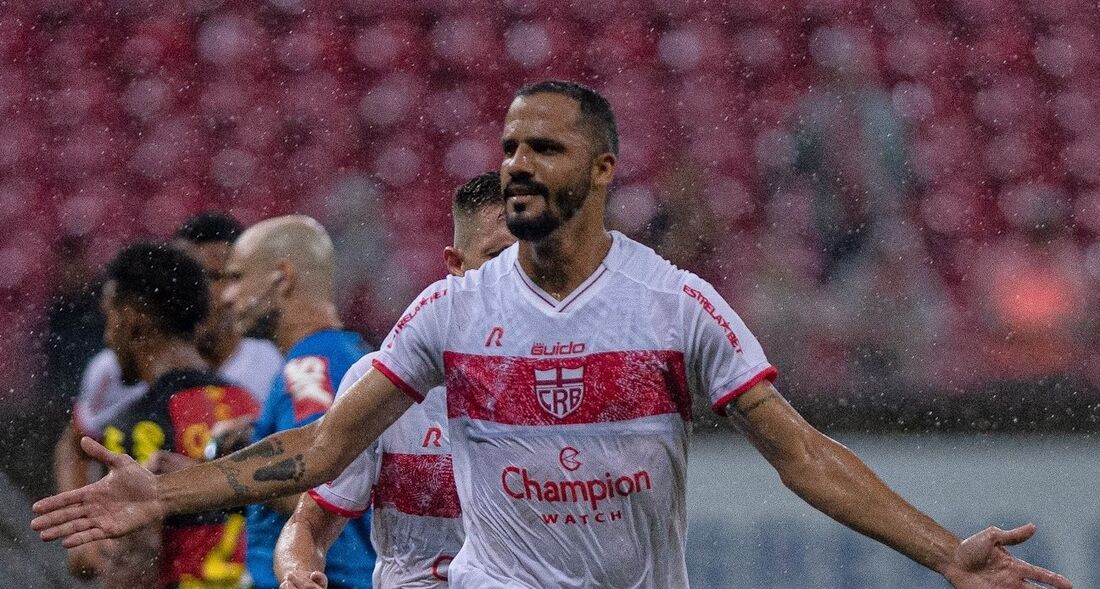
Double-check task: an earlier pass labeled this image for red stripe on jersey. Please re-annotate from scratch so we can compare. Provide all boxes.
[309,488,367,518]
[373,359,425,402]
[711,366,778,416]
[443,350,691,426]
[373,452,461,519]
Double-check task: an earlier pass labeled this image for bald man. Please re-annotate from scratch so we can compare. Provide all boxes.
[220,216,376,589]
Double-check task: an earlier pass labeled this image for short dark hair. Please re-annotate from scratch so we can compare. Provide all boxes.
[106,242,209,338]
[453,171,503,218]
[515,80,619,156]
[175,212,243,244]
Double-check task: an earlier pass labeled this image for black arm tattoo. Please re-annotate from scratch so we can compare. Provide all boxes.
[254,454,306,482]
[228,439,285,463]
[737,391,779,418]
[214,462,249,499]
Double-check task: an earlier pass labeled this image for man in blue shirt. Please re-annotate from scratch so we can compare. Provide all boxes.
[220,215,374,589]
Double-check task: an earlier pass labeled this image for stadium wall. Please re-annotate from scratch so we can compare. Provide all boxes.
[685,434,1093,588]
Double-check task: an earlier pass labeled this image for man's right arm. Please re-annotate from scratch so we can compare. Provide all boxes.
[32,368,413,548]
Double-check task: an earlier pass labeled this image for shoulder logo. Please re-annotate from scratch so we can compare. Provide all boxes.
[682,284,743,352]
[422,426,444,448]
[284,356,334,421]
[534,366,585,419]
[485,326,504,347]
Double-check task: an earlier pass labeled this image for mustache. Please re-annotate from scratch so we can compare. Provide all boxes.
[504,179,549,198]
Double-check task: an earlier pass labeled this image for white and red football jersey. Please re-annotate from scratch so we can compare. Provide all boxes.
[73,349,148,439]
[73,338,282,439]
[310,352,463,588]
[374,232,776,589]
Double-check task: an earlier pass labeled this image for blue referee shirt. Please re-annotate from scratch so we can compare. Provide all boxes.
[246,329,375,589]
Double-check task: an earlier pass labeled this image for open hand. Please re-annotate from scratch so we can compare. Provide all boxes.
[280,570,328,589]
[31,437,164,548]
[944,524,1071,588]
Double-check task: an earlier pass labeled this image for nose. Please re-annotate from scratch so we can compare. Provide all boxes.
[220,282,239,309]
[503,144,534,180]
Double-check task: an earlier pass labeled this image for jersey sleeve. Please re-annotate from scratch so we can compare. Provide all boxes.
[681,275,777,416]
[308,353,380,518]
[72,350,122,439]
[373,280,451,403]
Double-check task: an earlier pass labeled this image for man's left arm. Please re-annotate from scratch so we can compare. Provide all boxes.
[726,380,1071,589]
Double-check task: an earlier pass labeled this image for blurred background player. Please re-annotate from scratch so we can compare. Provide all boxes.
[219,215,376,589]
[175,213,284,407]
[52,212,282,580]
[95,242,261,587]
[274,172,515,589]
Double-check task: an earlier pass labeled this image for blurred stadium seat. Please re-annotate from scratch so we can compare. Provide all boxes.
[3,0,1096,422]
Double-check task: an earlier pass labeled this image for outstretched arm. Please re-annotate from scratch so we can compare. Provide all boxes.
[274,494,349,589]
[32,369,412,548]
[727,380,1071,589]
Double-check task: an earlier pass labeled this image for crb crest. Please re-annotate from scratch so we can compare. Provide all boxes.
[534,366,585,419]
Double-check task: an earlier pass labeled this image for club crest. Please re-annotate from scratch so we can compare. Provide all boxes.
[534,366,585,419]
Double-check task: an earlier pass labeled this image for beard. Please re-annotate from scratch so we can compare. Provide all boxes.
[505,174,591,242]
[117,350,142,385]
[243,307,280,341]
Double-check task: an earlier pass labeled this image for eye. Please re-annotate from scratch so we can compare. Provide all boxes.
[530,139,563,154]
[502,140,517,156]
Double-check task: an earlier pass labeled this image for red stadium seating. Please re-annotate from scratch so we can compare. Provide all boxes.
[8,0,1100,399]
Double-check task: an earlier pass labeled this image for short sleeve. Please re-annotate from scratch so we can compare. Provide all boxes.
[72,353,111,437]
[72,350,146,439]
[374,280,451,403]
[681,276,777,416]
[310,441,379,518]
[308,353,381,518]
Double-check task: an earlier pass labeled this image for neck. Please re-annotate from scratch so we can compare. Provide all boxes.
[517,211,612,301]
[205,330,240,370]
[138,338,208,384]
[275,296,343,354]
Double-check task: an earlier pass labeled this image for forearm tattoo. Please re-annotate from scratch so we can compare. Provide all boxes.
[214,462,248,499]
[229,439,285,463]
[737,391,779,418]
[254,454,306,482]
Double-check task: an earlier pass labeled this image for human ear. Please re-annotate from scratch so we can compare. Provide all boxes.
[443,246,465,277]
[591,152,617,189]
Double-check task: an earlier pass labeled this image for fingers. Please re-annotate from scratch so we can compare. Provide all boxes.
[36,515,99,543]
[62,527,109,549]
[32,488,85,516]
[32,503,92,534]
[1019,561,1073,589]
[996,523,1037,546]
[281,571,326,589]
[80,437,130,469]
